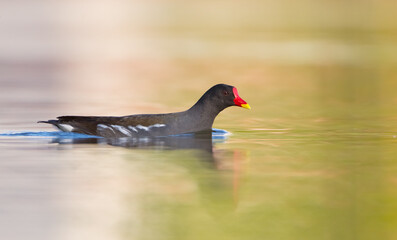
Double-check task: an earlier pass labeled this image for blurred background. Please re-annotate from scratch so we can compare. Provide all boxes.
[1,0,396,121]
[1,1,397,240]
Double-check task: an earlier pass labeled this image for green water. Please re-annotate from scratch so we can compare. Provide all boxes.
[2,69,397,240]
[1,1,397,240]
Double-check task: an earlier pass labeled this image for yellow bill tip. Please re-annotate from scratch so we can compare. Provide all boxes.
[241,103,251,110]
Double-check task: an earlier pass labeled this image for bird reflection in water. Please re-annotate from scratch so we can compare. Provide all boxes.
[51,129,248,216]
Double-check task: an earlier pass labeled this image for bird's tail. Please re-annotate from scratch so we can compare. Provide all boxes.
[37,120,59,125]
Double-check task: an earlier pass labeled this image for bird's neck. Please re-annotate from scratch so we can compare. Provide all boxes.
[186,97,226,130]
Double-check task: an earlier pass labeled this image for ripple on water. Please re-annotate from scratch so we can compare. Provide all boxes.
[0,128,231,140]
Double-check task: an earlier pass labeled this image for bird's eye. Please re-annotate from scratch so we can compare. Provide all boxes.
[223,90,229,96]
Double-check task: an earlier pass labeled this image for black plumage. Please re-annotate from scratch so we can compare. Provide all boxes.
[38,84,250,138]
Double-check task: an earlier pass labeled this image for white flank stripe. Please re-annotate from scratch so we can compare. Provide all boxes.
[128,126,138,132]
[150,124,166,128]
[136,125,149,131]
[97,124,116,134]
[59,124,74,132]
[127,124,166,132]
[98,123,166,135]
[97,124,110,130]
[111,125,132,136]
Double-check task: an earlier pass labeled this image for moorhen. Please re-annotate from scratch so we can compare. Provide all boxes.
[39,84,250,138]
